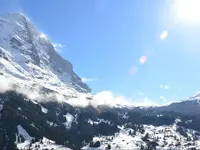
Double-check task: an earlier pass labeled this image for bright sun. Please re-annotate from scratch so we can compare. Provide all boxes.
[176,0,200,22]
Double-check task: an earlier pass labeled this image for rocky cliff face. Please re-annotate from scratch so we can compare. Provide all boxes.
[0,12,90,93]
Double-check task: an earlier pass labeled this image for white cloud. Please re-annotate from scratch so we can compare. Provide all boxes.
[139,56,147,64]
[94,91,158,107]
[63,91,131,108]
[66,94,92,107]
[160,85,169,90]
[160,31,168,40]
[93,91,132,107]
[0,76,42,100]
[53,43,65,49]
[133,97,159,107]
[0,76,158,108]
[67,91,158,108]
[128,66,138,75]
[52,43,65,53]
[0,76,13,93]
[81,77,97,82]
[160,96,166,102]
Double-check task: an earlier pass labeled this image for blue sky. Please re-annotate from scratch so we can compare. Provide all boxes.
[1,0,200,105]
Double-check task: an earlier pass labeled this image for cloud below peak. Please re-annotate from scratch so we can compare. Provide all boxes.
[0,76,159,108]
[94,91,158,107]
[133,97,158,107]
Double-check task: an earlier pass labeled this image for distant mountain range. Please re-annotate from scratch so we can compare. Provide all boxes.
[0,13,200,150]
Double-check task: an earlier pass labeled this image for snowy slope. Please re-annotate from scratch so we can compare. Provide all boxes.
[82,120,200,150]
[14,119,200,150]
[15,125,71,150]
[0,12,90,94]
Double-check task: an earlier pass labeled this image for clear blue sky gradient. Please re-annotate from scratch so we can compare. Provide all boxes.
[1,0,200,104]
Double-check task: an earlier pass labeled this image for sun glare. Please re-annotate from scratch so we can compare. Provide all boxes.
[160,31,168,40]
[176,0,200,22]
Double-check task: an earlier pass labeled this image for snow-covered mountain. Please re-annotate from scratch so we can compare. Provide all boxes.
[1,12,200,150]
[0,12,90,94]
[147,94,200,116]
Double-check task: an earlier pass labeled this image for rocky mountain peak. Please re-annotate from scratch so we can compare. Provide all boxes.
[0,12,90,93]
